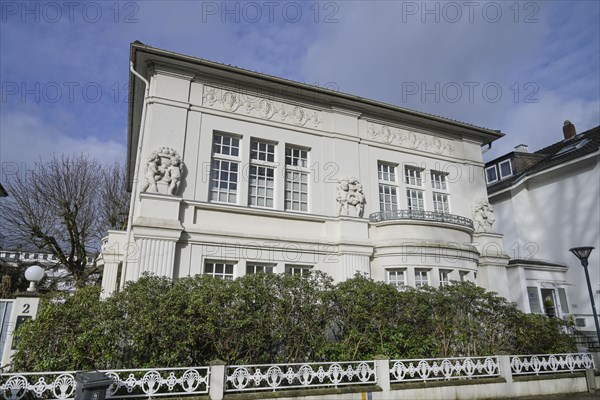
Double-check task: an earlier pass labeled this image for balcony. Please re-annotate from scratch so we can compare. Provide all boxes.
[369,210,474,230]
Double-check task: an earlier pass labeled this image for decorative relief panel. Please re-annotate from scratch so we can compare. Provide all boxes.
[367,123,455,155]
[202,85,322,128]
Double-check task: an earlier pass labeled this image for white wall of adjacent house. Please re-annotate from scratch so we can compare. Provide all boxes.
[492,152,600,330]
[100,63,510,297]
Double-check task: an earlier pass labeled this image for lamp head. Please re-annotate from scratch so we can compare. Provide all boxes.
[569,247,595,265]
[25,265,45,292]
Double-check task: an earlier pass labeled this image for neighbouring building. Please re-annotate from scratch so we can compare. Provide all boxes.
[485,122,600,337]
[99,42,512,299]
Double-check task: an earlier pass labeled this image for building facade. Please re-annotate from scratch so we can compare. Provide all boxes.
[485,122,600,334]
[99,43,511,299]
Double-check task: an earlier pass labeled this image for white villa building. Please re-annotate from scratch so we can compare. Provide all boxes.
[99,42,511,299]
[485,122,600,338]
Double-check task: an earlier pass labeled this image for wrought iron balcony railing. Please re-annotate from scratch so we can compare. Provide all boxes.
[369,210,474,229]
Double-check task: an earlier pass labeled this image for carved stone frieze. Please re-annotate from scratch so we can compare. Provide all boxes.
[367,123,455,155]
[202,85,322,128]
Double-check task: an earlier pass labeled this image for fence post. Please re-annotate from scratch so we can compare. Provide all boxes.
[589,350,600,373]
[373,355,390,397]
[209,359,226,400]
[497,355,513,384]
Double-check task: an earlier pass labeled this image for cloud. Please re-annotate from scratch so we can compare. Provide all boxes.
[0,111,126,182]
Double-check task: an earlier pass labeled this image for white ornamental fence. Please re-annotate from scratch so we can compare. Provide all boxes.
[510,353,595,376]
[0,367,209,400]
[0,353,596,399]
[390,356,499,383]
[225,361,376,392]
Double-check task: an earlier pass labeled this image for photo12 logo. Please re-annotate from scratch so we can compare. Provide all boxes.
[201,1,340,23]
[401,81,539,104]
[400,1,539,24]
[0,1,139,23]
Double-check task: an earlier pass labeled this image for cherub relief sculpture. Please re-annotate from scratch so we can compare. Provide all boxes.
[473,199,496,233]
[336,177,366,218]
[141,147,185,195]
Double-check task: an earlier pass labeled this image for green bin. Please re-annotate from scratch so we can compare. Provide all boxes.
[74,371,113,400]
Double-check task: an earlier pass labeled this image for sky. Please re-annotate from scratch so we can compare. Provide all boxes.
[1,0,599,179]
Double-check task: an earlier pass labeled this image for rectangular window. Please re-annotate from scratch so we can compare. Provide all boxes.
[485,165,498,184]
[285,146,309,212]
[405,166,424,186]
[204,260,235,280]
[415,269,429,287]
[286,265,312,276]
[406,189,424,211]
[213,134,240,157]
[439,270,451,286]
[210,159,239,203]
[250,140,275,162]
[42,254,48,260]
[378,163,396,182]
[249,139,276,208]
[557,288,569,313]
[432,192,449,213]
[527,286,542,313]
[285,147,308,168]
[387,269,406,290]
[210,133,240,204]
[459,271,469,281]
[430,171,447,191]
[499,159,512,179]
[378,162,398,212]
[246,264,275,274]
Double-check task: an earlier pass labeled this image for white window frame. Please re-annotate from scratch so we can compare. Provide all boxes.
[387,268,406,290]
[246,263,275,274]
[285,146,310,212]
[415,269,429,287]
[405,166,424,187]
[430,171,447,191]
[485,165,498,184]
[204,260,235,280]
[210,133,241,204]
[406,188,425,211]
[498,159,513,179]
[249,139,277,209]
[378,162,399,212]
[285,264,312,276]
[432,192,450,214]
[439,269,451,286]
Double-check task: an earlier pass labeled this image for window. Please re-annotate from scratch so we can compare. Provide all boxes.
[459,271,469,281]
[485,165,498,184]
[415,269,429,287]
[249,139,276,208]
[24,253,30,259]
[405,166,423,186]
[527,286,541,313]
[246,264,275,274]
[33,253,39,259]
[42,254,48,260]
[432,192,449,213]
[405,166,424,211]
[285,146,309,211]
[204,260,235,280]
[498,159,512,179]
[406,189,424,211]
[378,162,398,212]
[430,171,447,191]
[557,288,569,313]
[286,265,312,276]
[210,134,240,203]
[439,270,451,286]
[387,269,406,290]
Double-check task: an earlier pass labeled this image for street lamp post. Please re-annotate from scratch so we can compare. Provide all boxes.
[569,246,600,348]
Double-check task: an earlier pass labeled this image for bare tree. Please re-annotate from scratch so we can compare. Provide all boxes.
[0,155,130,288]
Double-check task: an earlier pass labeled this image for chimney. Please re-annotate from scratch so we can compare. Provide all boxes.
[563,120,576,140]
[514,144,529,153]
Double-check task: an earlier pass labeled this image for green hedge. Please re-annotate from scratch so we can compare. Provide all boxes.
[12,273,575,371]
